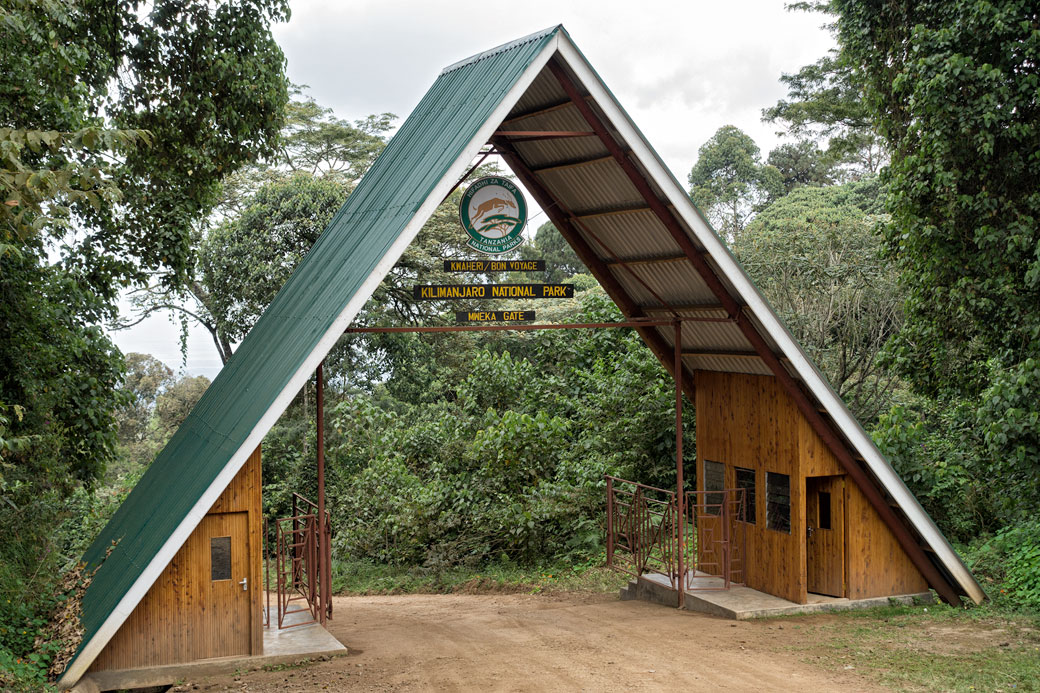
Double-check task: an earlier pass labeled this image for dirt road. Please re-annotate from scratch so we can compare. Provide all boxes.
[190,592,881,691]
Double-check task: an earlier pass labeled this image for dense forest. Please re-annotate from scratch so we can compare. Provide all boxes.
[2,0,1038,687]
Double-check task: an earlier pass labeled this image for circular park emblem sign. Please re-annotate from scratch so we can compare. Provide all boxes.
[459,176,527,255]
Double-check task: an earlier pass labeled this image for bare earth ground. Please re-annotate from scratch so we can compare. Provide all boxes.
[184,592,886,692]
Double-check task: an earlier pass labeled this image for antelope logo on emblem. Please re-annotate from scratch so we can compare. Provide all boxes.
[459,177,527,254]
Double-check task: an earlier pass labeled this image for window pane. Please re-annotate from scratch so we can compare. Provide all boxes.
[766,472,791,533]
[704,460,725,516]
[818,491,831,530]
[735,467,756,524]
[211,536,231,581]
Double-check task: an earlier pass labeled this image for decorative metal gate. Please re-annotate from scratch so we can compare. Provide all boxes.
[265,492,332,629]
[606,476,746,594]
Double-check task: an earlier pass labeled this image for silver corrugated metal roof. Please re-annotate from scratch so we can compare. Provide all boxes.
[487,31,983,606]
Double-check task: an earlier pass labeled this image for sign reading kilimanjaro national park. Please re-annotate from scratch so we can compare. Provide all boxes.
[459,176,527,254]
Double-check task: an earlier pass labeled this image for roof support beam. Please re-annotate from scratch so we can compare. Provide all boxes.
[499,97,586,125]
[493,129,596,143]
[548,59,962,605]
[681,350,765,359]
[493,136,696,401]
[641,303,731,314]
[604,253,688,267]
[572,206,651,221]
[530,154,613,174]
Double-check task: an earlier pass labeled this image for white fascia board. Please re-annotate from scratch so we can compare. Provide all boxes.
[59,34,561,690]
[554,36,984,605]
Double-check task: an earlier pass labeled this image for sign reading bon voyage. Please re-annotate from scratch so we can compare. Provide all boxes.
[459,176,527,254]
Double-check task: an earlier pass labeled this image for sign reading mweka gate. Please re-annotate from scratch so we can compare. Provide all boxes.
[455,310,536,322]
[412,284,573,300]
[443,259,545,272]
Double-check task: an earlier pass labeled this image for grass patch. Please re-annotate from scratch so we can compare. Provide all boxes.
[781,602,1040,692]
[330,553,629,596]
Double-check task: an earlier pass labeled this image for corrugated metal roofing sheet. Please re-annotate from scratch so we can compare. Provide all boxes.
[66,25,562,680]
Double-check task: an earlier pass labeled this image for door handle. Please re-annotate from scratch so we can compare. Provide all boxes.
[807,525,815,539]
[239,577,248,591]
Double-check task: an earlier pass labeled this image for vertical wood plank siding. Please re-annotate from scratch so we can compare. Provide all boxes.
[695,371,926,603]
[89,447,263,671]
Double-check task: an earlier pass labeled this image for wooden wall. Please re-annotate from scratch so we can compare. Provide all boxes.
[695,370,805,603]
[90,446,263,671]
[694,371,927,603]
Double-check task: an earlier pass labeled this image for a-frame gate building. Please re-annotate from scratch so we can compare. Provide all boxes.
[60,25,984,690]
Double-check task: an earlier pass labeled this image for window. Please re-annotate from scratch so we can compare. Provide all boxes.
[735,467,756,524]
[766,472,791,533]
[211,536,231,580]
[818,491,831,530]
[703,460,725,516]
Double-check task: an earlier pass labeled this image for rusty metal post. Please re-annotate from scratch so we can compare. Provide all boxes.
[605,476,614,568]
[316,362,328,625]
[674,321,685,608]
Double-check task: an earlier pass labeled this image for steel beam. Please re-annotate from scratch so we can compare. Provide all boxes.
[548,59,962,604]
[346,319,677,334]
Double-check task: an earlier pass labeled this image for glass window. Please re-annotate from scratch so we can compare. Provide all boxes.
[735,467,756,524]
[211,536,231,580]
[766,472,791,533]
[703,460,725,516]
[818,491,832,530]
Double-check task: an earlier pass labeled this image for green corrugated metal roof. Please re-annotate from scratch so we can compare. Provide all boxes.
[69,25,561,677]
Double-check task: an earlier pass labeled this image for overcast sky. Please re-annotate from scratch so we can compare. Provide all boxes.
[110,0,835,379]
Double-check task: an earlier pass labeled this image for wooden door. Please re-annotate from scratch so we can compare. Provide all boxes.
[806,476,844,597]
[194,512,252,658]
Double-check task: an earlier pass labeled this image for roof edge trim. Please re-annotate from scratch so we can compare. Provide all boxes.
[553,35,984,605]
[440,25,561,75]
[59,31,562,689]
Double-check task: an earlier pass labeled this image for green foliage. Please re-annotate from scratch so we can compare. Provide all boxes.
[688,125,783,237]
[765,139,834,193]
[202,173,349,342]
[969,521,1040,612]
[832,0,1040,401]
[976,359,1040,516]
[872,399,997,543]
[0,244,126,495]
[519,222,585,282]
[762,50,887,176]
[734,181,899,422]
[284,286,691,573]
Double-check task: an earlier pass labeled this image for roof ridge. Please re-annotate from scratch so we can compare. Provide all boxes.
[440,25,561,75]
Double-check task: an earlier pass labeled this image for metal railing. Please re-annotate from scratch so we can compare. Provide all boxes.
[605,475,747,593]
[265,492,332,629]
[605,476,679,588]
[683,488,747,591]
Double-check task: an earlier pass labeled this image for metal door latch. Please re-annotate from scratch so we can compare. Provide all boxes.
[239,577,248,591]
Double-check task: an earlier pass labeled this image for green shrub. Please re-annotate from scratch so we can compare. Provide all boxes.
[968,521,1040,612]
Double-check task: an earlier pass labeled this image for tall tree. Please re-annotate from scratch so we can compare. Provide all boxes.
[519,222,585,283]
[733,180,898,422]
[766,139,835,193]
[762,49,887,177]
[1,0,289,489]
[688,125,783,238]
[121,96,395,362]
[831,0,1040,513]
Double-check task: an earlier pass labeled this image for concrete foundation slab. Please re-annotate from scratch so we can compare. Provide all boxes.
[620,571,933,619]
[73,608,347,692]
